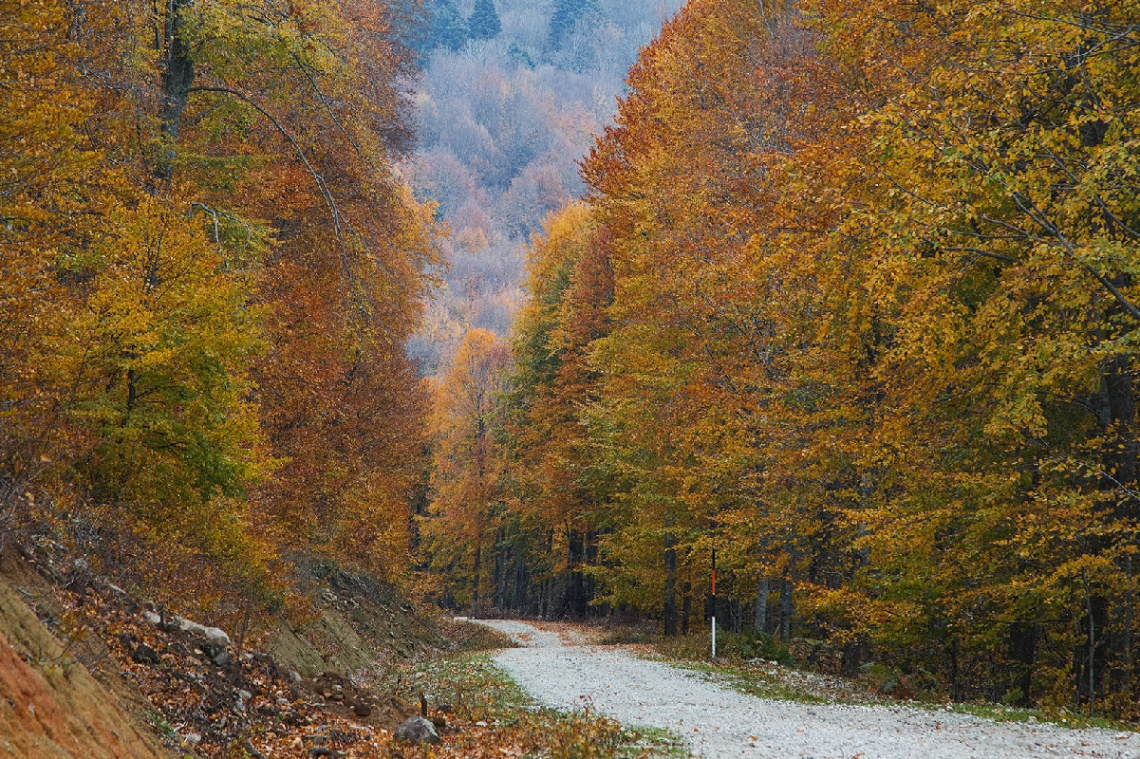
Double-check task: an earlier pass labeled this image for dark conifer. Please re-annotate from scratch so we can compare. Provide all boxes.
[547,0,601,50]
[468,0,502,40]
[429,0,469,52]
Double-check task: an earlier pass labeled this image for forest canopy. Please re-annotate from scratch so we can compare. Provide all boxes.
[1,0,438,621]
[420,0,1140,717]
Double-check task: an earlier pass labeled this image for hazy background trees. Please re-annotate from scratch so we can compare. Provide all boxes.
[404,0,684,374]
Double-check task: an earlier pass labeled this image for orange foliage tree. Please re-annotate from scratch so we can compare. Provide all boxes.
[422,328,511,607]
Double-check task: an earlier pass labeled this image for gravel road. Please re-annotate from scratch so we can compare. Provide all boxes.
[466,618,1140,759]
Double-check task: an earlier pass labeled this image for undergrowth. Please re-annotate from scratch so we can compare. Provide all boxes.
[407,652,690,758]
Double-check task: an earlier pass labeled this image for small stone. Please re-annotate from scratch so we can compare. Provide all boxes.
[202,641,229,665]
[288,670,303,683]
[184,733,202,746]
[177,616,207,636]
[203,626,231,646]
[394,716,441,745]
[352,702,372,718]
[238,689,253,701]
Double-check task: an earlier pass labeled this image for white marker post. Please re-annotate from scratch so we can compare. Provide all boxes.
[711,547,717,659]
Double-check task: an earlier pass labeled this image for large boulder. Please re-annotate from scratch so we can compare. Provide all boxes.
[394,716,441,744]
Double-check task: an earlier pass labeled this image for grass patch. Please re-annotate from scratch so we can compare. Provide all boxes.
[939,702,1138,733]
[666,660,850,706]
[406,652,690,758]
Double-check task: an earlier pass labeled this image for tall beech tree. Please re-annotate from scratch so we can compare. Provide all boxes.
[423,328,511,606]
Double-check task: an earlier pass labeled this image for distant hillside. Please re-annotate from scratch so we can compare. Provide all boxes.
[404,0,684,374]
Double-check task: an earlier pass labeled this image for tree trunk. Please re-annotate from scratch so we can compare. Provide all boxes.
[779,575,793,641]
[663,532,677,636]
[1121,555,1133,693]
[1089,356,1137,701]
[682,581,691,636]
[472,539,482,605]
[158,0,195,181]
[569,529,586,617]
[754,576,768,634]
[1008,621,1039,706]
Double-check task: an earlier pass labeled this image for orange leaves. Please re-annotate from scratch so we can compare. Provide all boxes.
[422,329,511,604]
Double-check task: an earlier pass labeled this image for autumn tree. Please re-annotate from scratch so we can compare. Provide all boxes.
[805,0,1140,708]
[0,0,96,521]
[496,204,614,617]
[422,329,511,607]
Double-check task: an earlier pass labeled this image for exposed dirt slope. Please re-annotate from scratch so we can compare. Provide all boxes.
[0,569,173,759]
[0,542,466,758]
[267,558,448,679]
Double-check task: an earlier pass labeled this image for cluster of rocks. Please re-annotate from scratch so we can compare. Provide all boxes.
[132,602,448,747]
[140,607,233,665]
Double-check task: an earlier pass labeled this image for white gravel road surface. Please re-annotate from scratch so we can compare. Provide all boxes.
[467,618,1140,759]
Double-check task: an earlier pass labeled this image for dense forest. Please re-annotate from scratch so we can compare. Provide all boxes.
[1,0,437,621]
[6,0,1140,728]
[421,0,1140,717]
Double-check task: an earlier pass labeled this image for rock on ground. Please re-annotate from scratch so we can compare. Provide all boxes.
[394,715,441,744]
[471,619,1140,759]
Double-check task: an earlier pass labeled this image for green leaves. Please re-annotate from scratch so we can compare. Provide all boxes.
[67,196,266,537]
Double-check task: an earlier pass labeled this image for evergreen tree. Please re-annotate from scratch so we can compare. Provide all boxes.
[428,0,469,52]
[468,0,502,40]
[548,0,600,50]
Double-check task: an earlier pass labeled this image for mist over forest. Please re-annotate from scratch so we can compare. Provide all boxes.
[403,0,685,374]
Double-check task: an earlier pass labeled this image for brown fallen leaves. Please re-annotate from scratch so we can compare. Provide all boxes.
[30,553,641,759]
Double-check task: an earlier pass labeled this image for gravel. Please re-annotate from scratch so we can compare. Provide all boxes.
[466,619,1140,759]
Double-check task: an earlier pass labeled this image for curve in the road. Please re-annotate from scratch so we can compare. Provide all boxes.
[466,618,1140,759]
